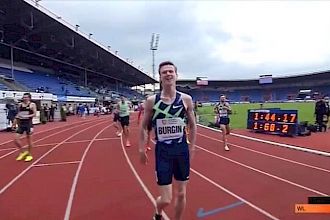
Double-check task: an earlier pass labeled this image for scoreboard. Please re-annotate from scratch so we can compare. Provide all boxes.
[196,77,208,86]
[259,74,273,84]
[247,109,298,136]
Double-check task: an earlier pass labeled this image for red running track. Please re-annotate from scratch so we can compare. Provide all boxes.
[0,113,329,220]
[233,129,330,153]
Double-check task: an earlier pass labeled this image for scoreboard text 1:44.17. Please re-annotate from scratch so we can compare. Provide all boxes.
[247,109,298,136]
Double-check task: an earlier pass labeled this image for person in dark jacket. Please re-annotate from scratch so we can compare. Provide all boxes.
[6,102,18,129]
[49,104,56,122]
[324,96,330,128]
[315,96,328,132]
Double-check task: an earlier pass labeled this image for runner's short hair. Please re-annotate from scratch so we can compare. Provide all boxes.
[23,93,31,99]
[158,61,177,74]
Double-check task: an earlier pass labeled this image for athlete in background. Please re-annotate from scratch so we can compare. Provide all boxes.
[214,95,231,151]
[15,93,37,162]
[118,96,131,147]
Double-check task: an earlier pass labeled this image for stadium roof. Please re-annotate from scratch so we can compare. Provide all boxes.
[177,70,330,88]
[0,0,157,86]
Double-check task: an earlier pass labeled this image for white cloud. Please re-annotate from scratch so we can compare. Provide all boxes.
[193,1,330,66]
[39,0,330,80]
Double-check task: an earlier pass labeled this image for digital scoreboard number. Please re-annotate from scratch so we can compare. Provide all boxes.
[247,109,298,136]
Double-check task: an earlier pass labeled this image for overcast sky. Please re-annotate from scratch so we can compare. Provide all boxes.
[40,0,330,80]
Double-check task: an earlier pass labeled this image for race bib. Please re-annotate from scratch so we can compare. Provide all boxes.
[217,103,229,117]
[219,113,227,118]
[17,111,29,119]
[219,109,228,118]
[156,118,185,142]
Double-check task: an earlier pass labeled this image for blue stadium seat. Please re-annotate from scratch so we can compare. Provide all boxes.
[0,67,92,96]
[0,82,8,90]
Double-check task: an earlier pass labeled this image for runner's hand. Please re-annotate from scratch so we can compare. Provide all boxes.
[189,147,196,163]
[139,150,148,165]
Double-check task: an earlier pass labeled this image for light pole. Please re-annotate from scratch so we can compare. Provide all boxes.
[150,33,159,93]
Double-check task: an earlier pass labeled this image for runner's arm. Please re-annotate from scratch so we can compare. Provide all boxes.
[184,94,197,149]
[139,96,154,153]
[14,104,21,119]
[213,104,218,114]
[12,118,18,128]
[223,102,232,111]
[116,103,120,111]
[138,105,142,120]
[28,103,37,118]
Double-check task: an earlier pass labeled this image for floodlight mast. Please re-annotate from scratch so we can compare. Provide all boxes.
[150,33,160,94]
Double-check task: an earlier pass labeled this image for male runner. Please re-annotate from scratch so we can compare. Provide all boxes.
[118,95,131,147]
[15,93,37,162]
[139,61,196,220]
[113,99,122,136]
[214,95,231,151]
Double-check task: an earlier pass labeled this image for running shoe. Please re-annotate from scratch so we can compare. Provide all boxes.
[126,141,131,147]
[224,145,230,151]
[153,214,162,220]
[116,131,122,137]
[16,151,29,161]
[146,146,152,151]
[24,155,33,162]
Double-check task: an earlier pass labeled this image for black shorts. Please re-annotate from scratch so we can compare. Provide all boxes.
[119,116,130,127]
[155,141,190,185]
[219,117,230,125]
[17,124,33,135]
[113,113,120,122]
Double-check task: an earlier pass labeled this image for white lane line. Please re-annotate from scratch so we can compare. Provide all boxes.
[1,140,94,152]
[63,123,114,220]
[196,144,329,196]
[191,169,280,220]
[0,138,120,153]
[94,137,120,141]
[0,147,16,152]
[33,161,81,167]
[0,119,102,160]
[0,117,99,147]
[151,139,278,219]
[0,120,108,195]
[197,132,330,174]
[122,138,170,220]
[197,124,330,157]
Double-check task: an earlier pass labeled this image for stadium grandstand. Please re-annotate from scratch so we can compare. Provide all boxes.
[0,1,330,220]
[0,0,156,101]
[177,71,330,103]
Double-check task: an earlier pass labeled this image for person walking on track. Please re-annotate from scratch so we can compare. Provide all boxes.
[139,61,197,220]
[15,93,37,162]
[214,95,231,151]
[118,95,131,147]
